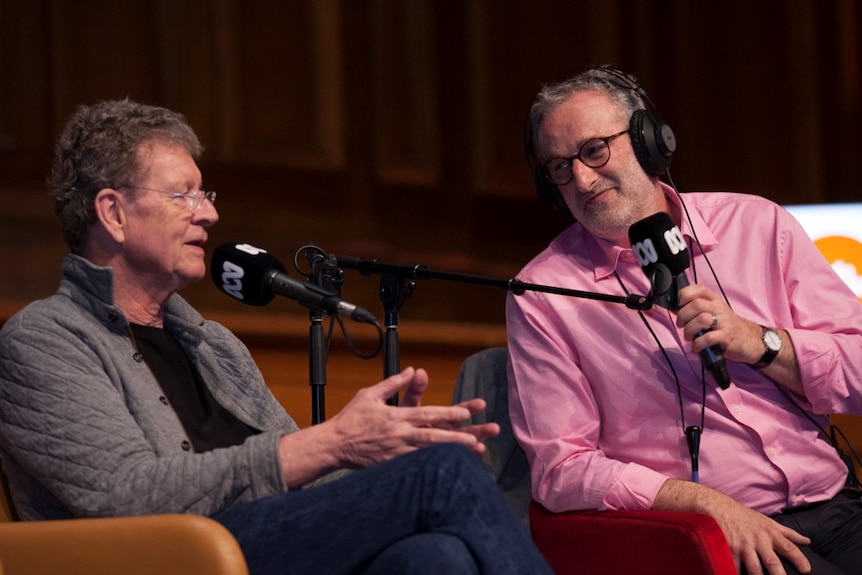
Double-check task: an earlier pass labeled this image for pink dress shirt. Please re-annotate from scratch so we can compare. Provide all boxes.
[506,187,862,516]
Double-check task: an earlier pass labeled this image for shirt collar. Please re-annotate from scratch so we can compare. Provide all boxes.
[586,184,719,281]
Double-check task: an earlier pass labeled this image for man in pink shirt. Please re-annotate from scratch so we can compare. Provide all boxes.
[508,66,862,575]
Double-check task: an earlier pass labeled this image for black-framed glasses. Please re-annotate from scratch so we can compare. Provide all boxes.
[542,129,629,186]
[118,186,217,212]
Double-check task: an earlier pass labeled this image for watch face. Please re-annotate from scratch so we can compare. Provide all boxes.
[764,329,782,351]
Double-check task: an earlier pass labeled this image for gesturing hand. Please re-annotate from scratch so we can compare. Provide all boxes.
[327,367,499,469]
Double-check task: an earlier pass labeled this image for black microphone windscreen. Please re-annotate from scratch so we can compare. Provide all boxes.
[628,213,731,388]
[628,212,690,278]
[211,242,285,306]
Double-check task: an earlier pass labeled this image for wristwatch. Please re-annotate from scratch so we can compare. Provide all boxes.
[752,326,781,369]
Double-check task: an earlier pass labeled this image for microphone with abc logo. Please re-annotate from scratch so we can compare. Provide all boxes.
[211,242,378,324]
[629,213,730,389]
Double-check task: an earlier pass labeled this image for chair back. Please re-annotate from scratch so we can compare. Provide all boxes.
[0,467,15,522]
[453,347,531,527]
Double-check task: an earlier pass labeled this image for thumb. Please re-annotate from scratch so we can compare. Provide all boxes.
[369,367,416,401]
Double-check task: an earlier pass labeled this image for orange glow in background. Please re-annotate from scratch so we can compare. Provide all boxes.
[784,204,862,304]
[813,236,862,303]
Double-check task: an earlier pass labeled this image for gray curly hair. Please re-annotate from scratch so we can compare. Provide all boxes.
[529,67,646,160]
[49,98,203,254]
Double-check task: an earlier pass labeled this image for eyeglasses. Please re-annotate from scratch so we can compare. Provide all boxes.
[542,129,629,186]
[118,186,217,212]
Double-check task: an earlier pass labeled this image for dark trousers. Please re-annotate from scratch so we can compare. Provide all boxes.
[211,443,553,575]
[766,491,862,574]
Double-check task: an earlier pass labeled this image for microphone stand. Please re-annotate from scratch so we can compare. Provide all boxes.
[334,255,651,407]
[305,252,345,424]
[308,307,327,425]
[379,273,415,405]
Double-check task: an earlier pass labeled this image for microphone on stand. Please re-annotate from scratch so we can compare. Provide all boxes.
[628,212,731,390]
[210,242,378,325]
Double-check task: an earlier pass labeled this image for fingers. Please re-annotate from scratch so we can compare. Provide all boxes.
[676,285,723,334]
[740,548,765,575]
[677,285,765,364]
[734,524,811,575]
[747,542,809,575]
[772,545,810,575]
[708,313,719,331]
[404,421,503,454]
[399,404,473,428]
[459,422,501,441]
[399,367,429,407]
[774,527,811,574]
[453,397,487,415]
[337,367,497,464]
[371,366,425,403]
[778,525,811,546]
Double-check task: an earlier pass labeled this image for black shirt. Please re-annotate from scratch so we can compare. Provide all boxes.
[130,323,259,452]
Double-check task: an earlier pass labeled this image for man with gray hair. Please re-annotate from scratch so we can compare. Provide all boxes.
[0,98,553,575]
[511,66,862,575]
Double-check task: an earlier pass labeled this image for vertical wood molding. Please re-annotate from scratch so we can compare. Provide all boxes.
[210,0,344,169]
[784,0,825,203]
[370,0,440,185]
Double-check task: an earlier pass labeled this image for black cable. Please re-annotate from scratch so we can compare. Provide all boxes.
[615,271,706,481]
[665,169,859,486]
[666,168,731,309]
[293,244,385,361]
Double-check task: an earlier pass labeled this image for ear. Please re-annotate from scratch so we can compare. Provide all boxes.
[93,188,128,244]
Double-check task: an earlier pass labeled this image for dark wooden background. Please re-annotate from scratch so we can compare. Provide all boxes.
[2,1,861,430]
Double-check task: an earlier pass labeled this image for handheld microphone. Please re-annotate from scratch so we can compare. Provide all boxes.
[210,242,378,324]
[628,213,731,389]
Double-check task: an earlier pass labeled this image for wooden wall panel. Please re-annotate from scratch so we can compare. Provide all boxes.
[49,2,164,121]
[1,0,861,324]
[824,0,862,202]
[217,0,345,168]
[370,0,439,186]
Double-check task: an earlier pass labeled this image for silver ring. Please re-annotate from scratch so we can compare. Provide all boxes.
[709,314,718,331]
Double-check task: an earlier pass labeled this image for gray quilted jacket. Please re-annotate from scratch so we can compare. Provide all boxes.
[0,254,300,520]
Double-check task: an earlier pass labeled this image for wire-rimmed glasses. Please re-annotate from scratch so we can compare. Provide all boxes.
[118,186,217,212]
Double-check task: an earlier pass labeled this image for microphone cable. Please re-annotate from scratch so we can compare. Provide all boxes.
[665,168,731,308]
[664,168,861,486]
[614,271,706,482]
[293,244,383,361]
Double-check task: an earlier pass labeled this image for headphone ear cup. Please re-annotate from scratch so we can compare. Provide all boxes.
[629,109,676,176]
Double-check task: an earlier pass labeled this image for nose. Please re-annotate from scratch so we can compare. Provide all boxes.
[193,196,219,227]
[568,159,599,193]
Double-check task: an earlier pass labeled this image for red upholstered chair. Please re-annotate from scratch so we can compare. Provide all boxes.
[454,347,736,574]
[529,502,735,574]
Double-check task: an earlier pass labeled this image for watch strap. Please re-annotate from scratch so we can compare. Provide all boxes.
[752,326,779,369]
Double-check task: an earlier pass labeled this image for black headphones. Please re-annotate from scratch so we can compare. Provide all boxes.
[524,67,677,215]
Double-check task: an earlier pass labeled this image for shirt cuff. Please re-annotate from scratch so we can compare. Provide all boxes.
[603,463,669,511]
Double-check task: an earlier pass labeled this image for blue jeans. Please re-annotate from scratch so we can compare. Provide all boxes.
[211,443,553,575]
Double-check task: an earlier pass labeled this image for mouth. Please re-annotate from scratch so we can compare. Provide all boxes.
[581,187,613,209]
[186,238,207,250]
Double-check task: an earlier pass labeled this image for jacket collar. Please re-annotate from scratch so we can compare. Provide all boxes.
[59,253,205,344]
